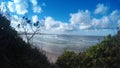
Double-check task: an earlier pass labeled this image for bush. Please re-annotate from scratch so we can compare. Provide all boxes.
[56,33,120,68]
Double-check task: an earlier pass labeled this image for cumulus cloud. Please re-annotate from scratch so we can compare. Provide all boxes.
[32,15,39,23]
[59,23,73,31]
[92,10,120,29]
[42,8,120,32]
[6,0,28,15]
[7,1,15,12]
[0,2,7,12]
[109,10,120,23]
[30,0,37,6]
[1,0,42,15]
[44,16,72,32]
[44,17,60,30]
[92,16,110,29]
[69,10,91,30]
[10,15,19,27]
[94,3,108,14]
[1,1,120,34]
[69,9,120,30]
[14,0,28,15]
[30,0,42,13]
[70,10,91,24]
[109,10,120,28]
[79,25,91,30]
[33,6,42,13]
[14,0,22,3]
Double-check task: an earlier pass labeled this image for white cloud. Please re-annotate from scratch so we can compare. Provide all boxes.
[44,16,60,30]
[10,15,20,29]
[32,15,39,23]
[109,10,120,23]
[44,16,72,32]
[14,0,28,15]
[92,10,120,29]
[109,10,120,28]
[14,0,22,3]
[42,9,119,32]
[0,0,28,15]
[79,25,91,30]
[92,16,110,28]
[59,23,73,31]
[33,6,42,13]
[1,1,120,35]
[70,10,91,25]
[69,10,91,30]
[30,0,42,13]
[94,3,108,14]
[69,9,120,30]
[0,2,7,12]
[2,0,42,14]
[7,1,15,12]
[30,0,37,6]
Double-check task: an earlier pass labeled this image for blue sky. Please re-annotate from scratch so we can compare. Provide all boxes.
[0,0,120,36]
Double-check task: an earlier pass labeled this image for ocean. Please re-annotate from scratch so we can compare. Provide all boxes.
[21,34,104,62]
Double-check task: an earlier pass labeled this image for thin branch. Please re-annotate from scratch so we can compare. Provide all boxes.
[23,25,29,43]
[28,27,40,41]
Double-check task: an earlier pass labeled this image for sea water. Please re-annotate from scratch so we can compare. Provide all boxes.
[30,35,104,53]
[21,34,104,62]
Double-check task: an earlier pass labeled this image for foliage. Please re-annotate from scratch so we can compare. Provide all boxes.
[18,16,43,44]
[0,14,52,68]
[56,33,120,68]
[56,51,77,68]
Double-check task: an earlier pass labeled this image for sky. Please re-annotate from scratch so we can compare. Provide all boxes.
[0,0,120,36]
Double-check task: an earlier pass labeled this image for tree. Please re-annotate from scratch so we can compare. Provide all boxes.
[17,16,43,44]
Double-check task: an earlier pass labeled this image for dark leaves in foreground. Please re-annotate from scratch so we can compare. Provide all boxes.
[0,14,51,68]
[56,33,120,68]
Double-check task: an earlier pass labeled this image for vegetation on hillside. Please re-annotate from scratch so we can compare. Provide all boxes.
[0,14,53,68]
[56,34,120,68]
